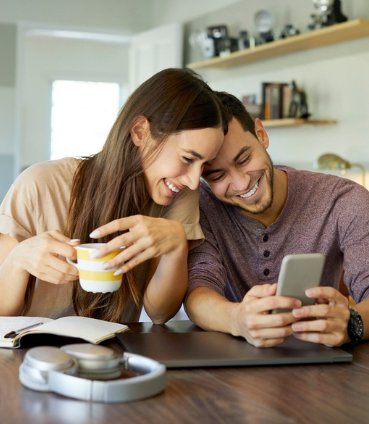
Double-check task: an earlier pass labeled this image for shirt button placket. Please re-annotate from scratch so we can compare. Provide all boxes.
[262,234,270,277]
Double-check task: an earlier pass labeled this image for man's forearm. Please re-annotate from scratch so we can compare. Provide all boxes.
[186,287,239,336]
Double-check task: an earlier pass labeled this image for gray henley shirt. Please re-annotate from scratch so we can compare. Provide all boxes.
[187,166,369,304]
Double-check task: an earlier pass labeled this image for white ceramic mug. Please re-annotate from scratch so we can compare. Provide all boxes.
[66,243,123,293]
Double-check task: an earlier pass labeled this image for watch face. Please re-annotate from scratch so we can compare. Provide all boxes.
[354,318,364,337]
[349,309,364,343]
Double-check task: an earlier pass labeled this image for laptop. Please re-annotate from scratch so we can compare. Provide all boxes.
[116,322,352,368]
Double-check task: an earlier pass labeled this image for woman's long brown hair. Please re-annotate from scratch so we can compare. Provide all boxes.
[65,68,227,322]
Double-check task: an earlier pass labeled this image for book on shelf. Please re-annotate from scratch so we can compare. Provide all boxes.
[0,316,129,349]
[241,94,261,120]
[261,82,291,120]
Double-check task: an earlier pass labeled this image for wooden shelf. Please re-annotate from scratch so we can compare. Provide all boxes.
[262,119,337,128]
[187,19,369,69]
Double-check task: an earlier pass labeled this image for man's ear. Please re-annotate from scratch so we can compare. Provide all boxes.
[254,118,269,149]
[130,116,150,147]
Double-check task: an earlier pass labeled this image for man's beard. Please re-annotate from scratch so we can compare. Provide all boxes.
[234,154,274,216]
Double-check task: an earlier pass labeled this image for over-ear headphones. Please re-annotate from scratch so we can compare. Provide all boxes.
[19,344,166,402]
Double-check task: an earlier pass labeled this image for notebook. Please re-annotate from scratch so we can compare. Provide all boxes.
[116,324,352,368]
[0,316,129,348]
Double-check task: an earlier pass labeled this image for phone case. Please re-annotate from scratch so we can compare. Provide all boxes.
[272,253,325,314]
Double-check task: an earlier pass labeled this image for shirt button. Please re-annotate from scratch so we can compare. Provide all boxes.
[264,250,270,258]
[263,235,268,242]
[263,269,270,276]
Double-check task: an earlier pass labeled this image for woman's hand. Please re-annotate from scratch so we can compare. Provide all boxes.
[89,215,187,275]
[9,231,80,284]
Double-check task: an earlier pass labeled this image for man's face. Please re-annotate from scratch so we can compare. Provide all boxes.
[202,118,274,217]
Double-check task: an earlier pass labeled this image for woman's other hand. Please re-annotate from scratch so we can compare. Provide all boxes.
[9,230,80,284]
[89,215,187,275]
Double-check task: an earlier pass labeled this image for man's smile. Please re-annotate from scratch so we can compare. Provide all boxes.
[238,180,259,199]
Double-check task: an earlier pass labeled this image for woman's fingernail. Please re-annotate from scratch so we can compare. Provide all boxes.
[69,239,80,243]
[90,250,101,259]
[89,230,100,238]
[101,262,111,270]
[114,269,123,276]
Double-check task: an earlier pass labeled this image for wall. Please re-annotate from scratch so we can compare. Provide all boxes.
[0,0,151,201]
[21,36,129,170]
[183,0,369,188]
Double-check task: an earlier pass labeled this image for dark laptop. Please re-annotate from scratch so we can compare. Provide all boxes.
[116,321,352,368]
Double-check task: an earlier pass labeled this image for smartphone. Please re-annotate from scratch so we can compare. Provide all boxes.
[272,253,325,314]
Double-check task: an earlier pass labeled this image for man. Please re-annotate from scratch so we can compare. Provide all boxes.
[186,91,369,348]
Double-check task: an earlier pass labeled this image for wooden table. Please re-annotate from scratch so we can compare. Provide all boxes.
[1,322,369,424]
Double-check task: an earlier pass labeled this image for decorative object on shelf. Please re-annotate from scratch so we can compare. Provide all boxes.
[254,9,275,43]
[188,29,214,60]
[308,0,347,30]
[326,0,347,25]
[205,25,238,58]
[217,37,238,57]
[288,81,310,119]
[282,24,301,38]
[238,30,250,51]
[241,94,261,120]
[314,153,366,186]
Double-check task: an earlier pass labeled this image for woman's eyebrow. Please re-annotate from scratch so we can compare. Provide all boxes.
[182,149,203,160]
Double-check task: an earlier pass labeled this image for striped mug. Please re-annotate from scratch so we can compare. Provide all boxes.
[66,243,123,293]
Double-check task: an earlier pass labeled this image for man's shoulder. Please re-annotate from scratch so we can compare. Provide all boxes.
[199,179,226,207]
[277,165,367,194]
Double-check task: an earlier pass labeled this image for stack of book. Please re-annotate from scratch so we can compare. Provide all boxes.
[261,82,292,120]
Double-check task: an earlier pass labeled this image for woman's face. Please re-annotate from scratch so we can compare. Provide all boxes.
[143,127,224,206]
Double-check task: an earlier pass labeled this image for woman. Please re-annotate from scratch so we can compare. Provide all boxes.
[0,68,225,323]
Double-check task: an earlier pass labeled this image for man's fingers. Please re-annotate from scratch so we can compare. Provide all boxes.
[293,331,346,347]
[247,311,299,330]
[305,286,348,306]
[246,295,302,315]
[246,283,277,299]
[292,303,350,320]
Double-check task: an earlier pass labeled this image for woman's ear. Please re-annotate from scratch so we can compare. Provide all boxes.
[130,116,150,147]
[254,118,269,149]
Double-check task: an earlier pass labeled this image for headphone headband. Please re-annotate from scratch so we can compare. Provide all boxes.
[19,345,166,402]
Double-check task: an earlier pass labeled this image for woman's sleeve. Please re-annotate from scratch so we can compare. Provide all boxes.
[0,173,36,243]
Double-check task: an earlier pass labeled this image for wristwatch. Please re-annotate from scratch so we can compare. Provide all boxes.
[347,308,364,346]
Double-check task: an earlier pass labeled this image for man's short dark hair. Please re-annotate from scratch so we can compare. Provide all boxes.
[215,91,257,138]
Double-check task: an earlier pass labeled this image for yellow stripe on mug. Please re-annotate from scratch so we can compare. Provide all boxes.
[77,249,120,262]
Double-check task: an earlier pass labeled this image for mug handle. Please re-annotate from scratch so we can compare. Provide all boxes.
[66,257,79,269]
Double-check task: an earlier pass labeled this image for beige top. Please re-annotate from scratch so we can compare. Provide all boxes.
[0,158,204,322]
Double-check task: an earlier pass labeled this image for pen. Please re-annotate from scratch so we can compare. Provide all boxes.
[4,322,44,339]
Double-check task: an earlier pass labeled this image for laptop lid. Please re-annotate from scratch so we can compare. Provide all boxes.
[116,329,352,368]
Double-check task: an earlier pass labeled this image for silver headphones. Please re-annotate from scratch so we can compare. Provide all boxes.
[19,344,166,402]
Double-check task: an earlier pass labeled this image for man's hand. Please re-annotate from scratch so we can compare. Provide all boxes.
[291,287,351,347]
[231,283,302,348]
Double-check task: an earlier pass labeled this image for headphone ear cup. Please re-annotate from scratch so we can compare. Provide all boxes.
[61,344,121,380]
[19,347,77,392]
[19,362,50,392]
